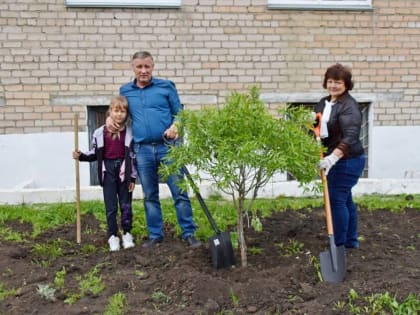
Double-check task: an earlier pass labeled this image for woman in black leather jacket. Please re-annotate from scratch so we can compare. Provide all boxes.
[314,63,365,249]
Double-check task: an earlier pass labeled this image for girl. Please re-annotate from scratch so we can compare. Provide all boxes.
[73,96,137,251]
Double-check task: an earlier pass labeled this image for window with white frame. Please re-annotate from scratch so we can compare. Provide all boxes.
[65,0,181,8]
[267,0,372,11]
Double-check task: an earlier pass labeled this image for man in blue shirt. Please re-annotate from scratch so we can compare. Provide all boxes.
[111,51,201,249]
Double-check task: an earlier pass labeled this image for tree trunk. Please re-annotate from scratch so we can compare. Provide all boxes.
[237,209,247,267]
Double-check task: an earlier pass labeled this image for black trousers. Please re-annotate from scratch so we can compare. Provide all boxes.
[103,159,133,237]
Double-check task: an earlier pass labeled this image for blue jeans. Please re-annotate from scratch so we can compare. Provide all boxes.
[103,159,133,237]
[134,142,197,240]
[327,155,365,248]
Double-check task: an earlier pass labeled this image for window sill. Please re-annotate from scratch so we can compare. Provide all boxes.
[65,0,181,8]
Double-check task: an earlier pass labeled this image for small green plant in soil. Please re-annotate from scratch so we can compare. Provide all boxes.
[0,227,24,242]
[31,239,70,267]
[78,264,105,295]
[80,243,98,254]
[275,239,304,257]
[64,264,105,305]
[308,254,322,282]
[230,288,239,307]
[134,269,148,279]
[36,284,56,302]
[53,267,66,289]
[251,215,263,232]
[0,282,17,302]
[336,288,420,315]
[151,290,171,304]
[104,292,128,315]
[248,246,264,255]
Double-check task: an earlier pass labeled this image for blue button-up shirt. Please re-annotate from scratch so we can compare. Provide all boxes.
[120,77,182,143]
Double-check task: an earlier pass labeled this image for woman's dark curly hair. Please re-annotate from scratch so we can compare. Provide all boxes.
[322,63,354,91]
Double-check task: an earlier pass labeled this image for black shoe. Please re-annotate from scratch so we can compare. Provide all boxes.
[185,235,202,248]
[142,238,162,248]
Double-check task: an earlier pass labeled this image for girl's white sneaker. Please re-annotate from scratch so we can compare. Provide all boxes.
[108,235,120,251]
[122,232,135,249]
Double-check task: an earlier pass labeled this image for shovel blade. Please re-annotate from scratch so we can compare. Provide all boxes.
[320,245,346,283]
[208,231,236,269]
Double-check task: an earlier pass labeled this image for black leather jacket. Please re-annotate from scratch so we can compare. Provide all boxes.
[314,92,364,158]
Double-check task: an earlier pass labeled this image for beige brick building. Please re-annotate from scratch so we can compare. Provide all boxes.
[1,0,420,199]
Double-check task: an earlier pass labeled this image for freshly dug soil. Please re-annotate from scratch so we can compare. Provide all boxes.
[0,207,419,314]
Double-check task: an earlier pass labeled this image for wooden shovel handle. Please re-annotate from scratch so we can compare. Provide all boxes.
[314,113,334,236]
[74,113,81,244]
[320,169,334,235]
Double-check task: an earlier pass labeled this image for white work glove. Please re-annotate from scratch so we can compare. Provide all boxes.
[318,153,340,175]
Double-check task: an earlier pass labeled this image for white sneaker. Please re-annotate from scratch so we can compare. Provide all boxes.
[122,232,135,249]
[108,235,120,252]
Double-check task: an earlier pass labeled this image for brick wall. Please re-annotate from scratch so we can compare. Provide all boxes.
[1,0,420,134]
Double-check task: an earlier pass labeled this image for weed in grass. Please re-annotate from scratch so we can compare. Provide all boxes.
[338,289,420,315]
[333,300,346,312]
[248,246,264,255]
[31,205,78,238]
[0,282,17,301]
[355,194,420,212]
[32,259,50,268]
[151,290,171,304]
[398,293,420,314]
[230,288,239,307]
[287,295,300,302]
[64,264,105,305]
[0,227,24,242]
[36,284,56,302]
[64,292,82,305]
[275,239,304,257]
[229,231,239,249]
[406,245,416,251]
[78,264,105,296]
[31,239,71,263]
[104,292,128,315]
[134,269,148,280]
[53,267,66,289]
[80,244,97,254]
[308,254,322,282]
[251,215,263,232]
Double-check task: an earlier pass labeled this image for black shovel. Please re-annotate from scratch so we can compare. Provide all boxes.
[319,168,346,283]
[182,166,236,269]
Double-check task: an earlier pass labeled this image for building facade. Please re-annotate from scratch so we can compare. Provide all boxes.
[1,0,420,200]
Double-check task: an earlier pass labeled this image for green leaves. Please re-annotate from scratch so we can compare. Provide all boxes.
[162,85,320,203]
[161,85,321,266]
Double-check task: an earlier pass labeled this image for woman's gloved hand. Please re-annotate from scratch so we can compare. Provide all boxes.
[318,153,340,175]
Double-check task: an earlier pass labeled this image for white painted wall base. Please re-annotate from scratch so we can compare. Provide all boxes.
[1,178,419,205]
[1,125,420,204]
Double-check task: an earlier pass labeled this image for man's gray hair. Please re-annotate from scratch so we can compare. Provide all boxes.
[132,51,154,62]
